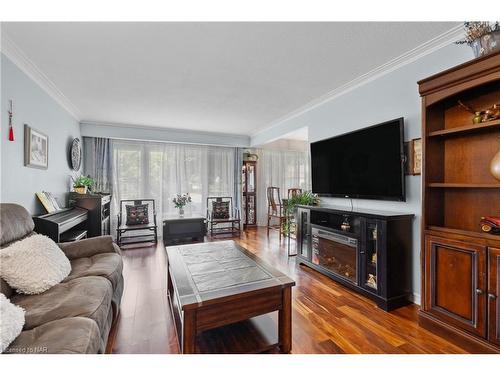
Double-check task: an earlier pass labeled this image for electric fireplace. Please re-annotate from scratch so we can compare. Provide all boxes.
[311,227,358,285]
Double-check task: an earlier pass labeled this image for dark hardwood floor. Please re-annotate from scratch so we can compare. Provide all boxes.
[111,227,468,354]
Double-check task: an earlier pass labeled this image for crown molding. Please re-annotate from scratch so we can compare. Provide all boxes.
[80,120,251,147]
[1,32,82,120]
[251,24,464,138]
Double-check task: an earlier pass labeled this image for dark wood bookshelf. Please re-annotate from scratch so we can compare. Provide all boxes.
[418,51,500,353]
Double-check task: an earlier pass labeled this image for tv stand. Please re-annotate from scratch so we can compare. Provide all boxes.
[295,205,414,311]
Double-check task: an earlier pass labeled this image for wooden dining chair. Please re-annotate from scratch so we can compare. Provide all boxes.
[288,188,302,199]
[267,187,286,241]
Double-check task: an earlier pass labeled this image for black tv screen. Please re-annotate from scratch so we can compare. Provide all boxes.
[311,118,405,201]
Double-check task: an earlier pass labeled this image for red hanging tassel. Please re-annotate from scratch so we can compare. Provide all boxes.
[8,100,14,141]
[9,125,14,141]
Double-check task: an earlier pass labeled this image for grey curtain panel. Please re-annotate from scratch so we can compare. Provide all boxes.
[83,137,112,193]
[234,148,244,228]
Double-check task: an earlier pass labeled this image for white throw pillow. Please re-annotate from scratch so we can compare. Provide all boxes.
[0,293,25,353]
[0,234,71,295]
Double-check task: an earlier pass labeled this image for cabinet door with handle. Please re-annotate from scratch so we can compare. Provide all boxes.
[488,247,500,346]
[424,235,487,337]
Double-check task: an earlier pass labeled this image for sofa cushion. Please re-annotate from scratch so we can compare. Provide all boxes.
[0,234,72,295]
[126,203,149,225]
[11,276,112,333]
[0,204,35,247]
[58,235,121,260]
[5,317,101,354]
[0,293,25,353]
[64,253,123,291]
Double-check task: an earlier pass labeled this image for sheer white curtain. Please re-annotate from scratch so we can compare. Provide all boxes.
[110,139,235,235]
[256,148,311,226]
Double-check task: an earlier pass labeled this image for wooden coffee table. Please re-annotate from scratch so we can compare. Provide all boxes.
[166,240,295,354]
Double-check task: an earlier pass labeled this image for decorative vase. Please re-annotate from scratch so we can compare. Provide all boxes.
[470,30,500,58]
[490,148,500,181]
[473,112,483,124]
[178,207,185,217]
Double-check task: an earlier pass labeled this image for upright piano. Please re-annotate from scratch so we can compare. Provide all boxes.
[33,207,88,242]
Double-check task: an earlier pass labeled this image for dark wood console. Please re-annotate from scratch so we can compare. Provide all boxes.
[295,205,413,311]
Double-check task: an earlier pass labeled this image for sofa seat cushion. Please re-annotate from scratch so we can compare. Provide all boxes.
[5,317,101,354]
[11,276,112,333]
[64,253,123,291]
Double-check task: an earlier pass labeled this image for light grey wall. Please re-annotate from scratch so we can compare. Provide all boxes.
[1,53,81,214]
[81,121,251,147]
[251,44,475,302]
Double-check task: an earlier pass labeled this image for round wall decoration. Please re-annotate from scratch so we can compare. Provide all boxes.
[69,138,82,171]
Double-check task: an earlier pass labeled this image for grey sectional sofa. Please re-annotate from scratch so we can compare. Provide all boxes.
[0,203,124,354]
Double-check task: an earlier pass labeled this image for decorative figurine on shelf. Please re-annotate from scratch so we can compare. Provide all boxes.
[480,216,500,234]
[172,193,191,217]
[458,100,500,124]
[340,215,351,232]
[367,274,377,288]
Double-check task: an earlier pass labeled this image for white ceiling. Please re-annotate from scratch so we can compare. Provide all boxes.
[2,22,459,135]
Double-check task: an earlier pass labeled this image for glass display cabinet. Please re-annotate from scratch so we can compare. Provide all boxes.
[242,160,257,227]
[362,221,378,291]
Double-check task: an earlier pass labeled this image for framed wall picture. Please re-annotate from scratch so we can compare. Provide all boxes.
[24,124,48,169]
[405,138,421,175]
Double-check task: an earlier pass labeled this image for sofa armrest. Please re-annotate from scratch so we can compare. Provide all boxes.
[58,235,121,260]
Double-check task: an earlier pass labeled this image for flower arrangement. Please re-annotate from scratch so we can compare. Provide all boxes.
[172,193,192,209]
[456,22,499,45]
[456,22,500,57]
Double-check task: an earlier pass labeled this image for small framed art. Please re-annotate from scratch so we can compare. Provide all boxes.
[24,124,48,169]
[405,138,421,175]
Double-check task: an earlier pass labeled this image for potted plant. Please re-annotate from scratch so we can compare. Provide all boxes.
[243,149,258,161]
[283,191,319,235]
[172,193,192,217]
[456,22,500,58]
[72,175,95,194]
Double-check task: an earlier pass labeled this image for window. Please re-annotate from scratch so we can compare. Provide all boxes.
[111,140,236,223]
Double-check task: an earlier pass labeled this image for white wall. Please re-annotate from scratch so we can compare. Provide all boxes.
[251,44,474,303]
[261,138,309,152]
[1,53,81,214]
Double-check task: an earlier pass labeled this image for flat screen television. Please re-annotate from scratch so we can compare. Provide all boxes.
[311,117,405,201]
